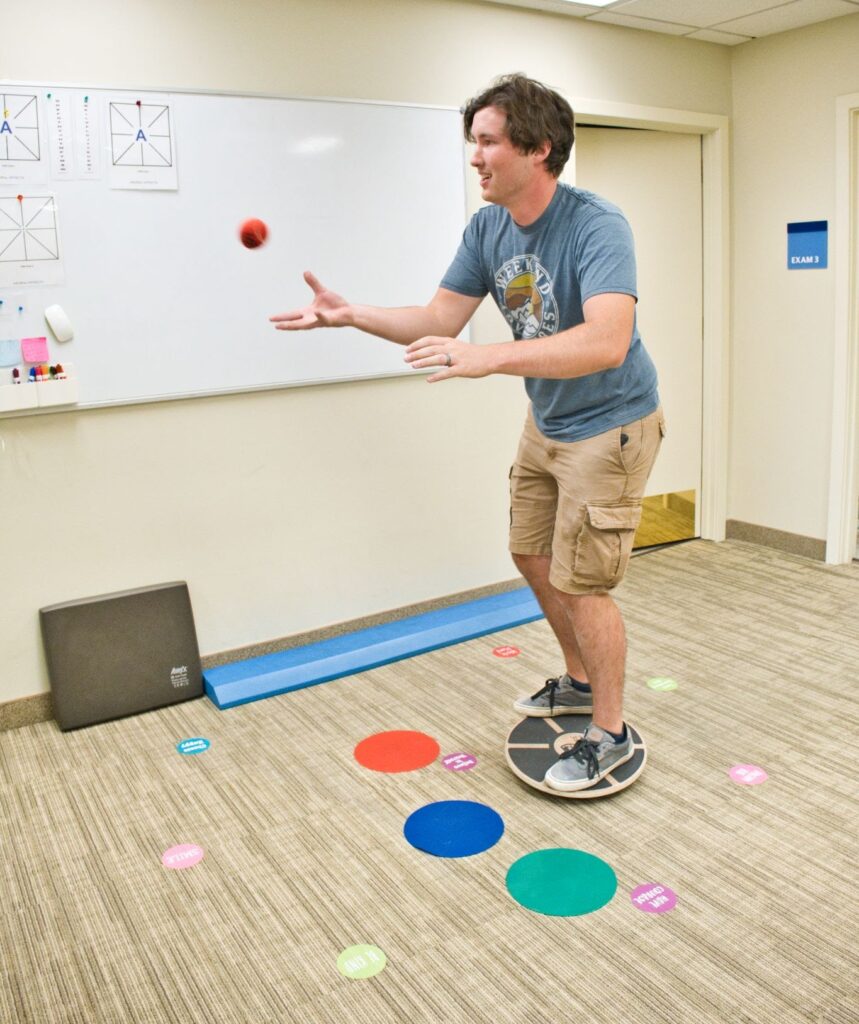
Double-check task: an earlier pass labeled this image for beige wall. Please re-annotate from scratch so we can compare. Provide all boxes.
[730,15,859,538]
[0,0,731,702]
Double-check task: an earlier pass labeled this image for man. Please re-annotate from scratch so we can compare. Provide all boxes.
[271,73,664,794]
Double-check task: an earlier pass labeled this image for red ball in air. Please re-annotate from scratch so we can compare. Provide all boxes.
[239,217,268,249]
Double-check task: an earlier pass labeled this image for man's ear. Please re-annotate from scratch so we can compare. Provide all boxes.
[533,139,552,167]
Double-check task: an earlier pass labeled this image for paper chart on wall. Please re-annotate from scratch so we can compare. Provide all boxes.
[0,193,64,287]
[46,90,101,181]
[108,94,178,190]
[0,92,48,186]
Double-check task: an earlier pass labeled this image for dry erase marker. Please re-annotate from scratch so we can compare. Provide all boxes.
[55,363,66,379]
[28,367,36,382]
[12,367,20,384]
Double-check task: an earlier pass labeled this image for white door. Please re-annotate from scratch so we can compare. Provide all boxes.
[572,127,703,530]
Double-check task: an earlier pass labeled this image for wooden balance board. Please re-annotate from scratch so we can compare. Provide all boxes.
[505,714,646,799]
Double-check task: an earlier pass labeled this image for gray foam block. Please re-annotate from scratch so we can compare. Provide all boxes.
[40,581,202,731]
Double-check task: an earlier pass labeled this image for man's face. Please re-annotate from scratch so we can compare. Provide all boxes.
[469,105,544,207]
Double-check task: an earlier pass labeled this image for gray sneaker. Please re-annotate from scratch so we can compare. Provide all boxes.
[513,674,593,717]
[544,723,634,792]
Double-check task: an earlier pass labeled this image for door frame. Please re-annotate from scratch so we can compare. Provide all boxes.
[568,98,730,542]
[826,93,859,564]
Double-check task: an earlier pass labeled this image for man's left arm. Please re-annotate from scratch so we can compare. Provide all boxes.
[403,292,635,383]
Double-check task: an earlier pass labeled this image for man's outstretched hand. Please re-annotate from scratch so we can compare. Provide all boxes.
[270,271,353,330]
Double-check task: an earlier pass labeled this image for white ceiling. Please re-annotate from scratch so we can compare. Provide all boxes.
[476,0,859,45]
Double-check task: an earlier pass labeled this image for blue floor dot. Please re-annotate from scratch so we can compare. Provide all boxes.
[404,800,504,858]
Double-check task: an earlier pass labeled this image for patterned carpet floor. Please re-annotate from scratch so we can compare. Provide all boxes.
[1,539,857,1023]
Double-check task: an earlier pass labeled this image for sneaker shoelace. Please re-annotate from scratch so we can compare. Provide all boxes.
[529,677,561,711]
[559,735,601,779]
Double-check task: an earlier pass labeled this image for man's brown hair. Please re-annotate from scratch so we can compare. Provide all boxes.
[462,73,575,178]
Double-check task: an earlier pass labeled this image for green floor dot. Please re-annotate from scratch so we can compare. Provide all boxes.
[647,676,678,691]
[337,944,387,979]
[506,848,617,916]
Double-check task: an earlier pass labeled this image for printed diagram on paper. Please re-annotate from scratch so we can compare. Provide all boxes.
[109,98,178,190]
[0,93,47,185]
[0,94,40,161]
[0,194,64,286]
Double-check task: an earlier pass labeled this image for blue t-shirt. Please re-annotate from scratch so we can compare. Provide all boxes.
[440,183,659,441]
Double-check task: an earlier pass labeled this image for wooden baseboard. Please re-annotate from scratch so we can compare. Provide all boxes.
[725,520,826,561]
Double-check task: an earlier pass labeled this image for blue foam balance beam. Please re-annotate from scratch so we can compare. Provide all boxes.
[204,586,543,710]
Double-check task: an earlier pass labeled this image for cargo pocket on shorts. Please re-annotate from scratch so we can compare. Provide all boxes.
[574,502,643,588]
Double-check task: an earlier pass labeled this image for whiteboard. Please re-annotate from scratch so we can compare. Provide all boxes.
[0,85,469,408]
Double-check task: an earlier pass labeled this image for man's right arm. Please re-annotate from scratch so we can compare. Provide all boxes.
[270,272,481,346]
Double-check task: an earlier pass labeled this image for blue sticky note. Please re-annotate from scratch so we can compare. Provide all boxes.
[788,221,827,269]
[0,339,19,367]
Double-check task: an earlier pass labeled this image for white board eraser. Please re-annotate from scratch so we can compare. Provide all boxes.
[44,304,74,343]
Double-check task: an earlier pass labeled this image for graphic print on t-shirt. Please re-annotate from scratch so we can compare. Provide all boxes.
[494,255,559,339]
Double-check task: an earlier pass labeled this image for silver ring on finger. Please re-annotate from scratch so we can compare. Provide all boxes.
[445,353,452,367]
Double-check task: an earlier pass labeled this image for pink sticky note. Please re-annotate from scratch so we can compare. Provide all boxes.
[21,336,49,363]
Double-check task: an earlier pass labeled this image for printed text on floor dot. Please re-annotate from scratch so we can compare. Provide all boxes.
[161,844,205,869]
[630,883,677,913]
[176,738,211,755]
[442,752,478,771]
[337,945,387,979]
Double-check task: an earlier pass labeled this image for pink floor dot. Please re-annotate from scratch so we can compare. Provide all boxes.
[630,883,677,913]
[729,764,768,785]
[161,843,205,869]
[442,752,478,771]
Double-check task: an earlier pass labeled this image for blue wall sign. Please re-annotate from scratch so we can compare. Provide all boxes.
[787,221,827,269]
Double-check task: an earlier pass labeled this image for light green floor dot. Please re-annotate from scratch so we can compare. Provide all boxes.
[647,676,678,691]
[337,944,387,979]
[506,848,617,916]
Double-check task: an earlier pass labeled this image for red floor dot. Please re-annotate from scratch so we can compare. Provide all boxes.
[354,730,440,773]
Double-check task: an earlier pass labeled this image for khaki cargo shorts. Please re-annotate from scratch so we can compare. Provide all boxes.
[509,405,666,595]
